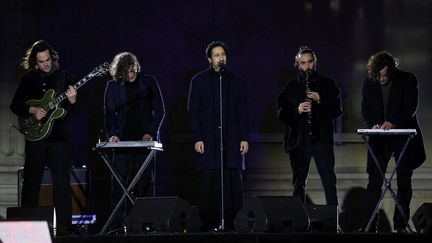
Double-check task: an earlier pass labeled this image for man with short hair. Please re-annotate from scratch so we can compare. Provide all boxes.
[277,46,342,206]
[188,41,249,231]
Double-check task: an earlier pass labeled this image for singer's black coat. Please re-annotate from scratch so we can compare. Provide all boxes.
[188,67,249,169]
[361,70,426,171]
[277,72,342,151]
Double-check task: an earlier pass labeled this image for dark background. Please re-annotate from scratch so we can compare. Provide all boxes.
[1,0,431,230]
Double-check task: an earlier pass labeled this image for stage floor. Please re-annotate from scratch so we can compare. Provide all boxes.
[53,232,432,243]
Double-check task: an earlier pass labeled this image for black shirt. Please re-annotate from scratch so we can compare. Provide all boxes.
[380,80,392,120]
[123,80,145,140]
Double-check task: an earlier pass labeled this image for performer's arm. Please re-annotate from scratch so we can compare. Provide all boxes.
[187,77,204,143]
[147,76,165,139]
[104,82,118,138]
[277,85,302,126]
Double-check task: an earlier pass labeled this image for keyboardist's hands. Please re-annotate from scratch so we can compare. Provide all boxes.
[109,136,120,142]
[143,134,153,141]
[380,121,395,130]
[372,121,395,130]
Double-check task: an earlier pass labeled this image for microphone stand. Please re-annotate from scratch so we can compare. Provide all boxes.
[218,66,225,231]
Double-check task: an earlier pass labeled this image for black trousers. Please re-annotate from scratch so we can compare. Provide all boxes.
[111,150,154,227]
[364,138,413,231]
[289,143,338,205]
[22,140,72,226]
[199,169,244,231]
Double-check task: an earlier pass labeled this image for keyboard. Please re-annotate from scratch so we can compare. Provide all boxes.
[95,141,163,150]
[357,129,416,135]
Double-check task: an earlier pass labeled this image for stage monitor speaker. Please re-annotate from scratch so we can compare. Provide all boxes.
[412,203,432,234]
[234,196,310,233]
[6,206,54,231]
[305,205,338,232]
[0,221,52,243]
[126,197,202,233]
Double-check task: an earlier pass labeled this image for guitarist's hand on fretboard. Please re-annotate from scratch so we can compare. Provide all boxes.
[29,107,47,120]
[66,85,77,104]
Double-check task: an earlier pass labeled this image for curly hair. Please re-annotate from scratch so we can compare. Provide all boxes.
[21,39,59,70]
[110,52,141,81]
[367,51,399,80]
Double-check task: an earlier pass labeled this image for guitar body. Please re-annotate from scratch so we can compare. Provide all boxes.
[14,62,110,141]
[19,89,66,141]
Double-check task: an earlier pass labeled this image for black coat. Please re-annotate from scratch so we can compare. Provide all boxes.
[104,74,165,139]
[187,67,249,169]
[277,72,342,152]
[361,70,426,171]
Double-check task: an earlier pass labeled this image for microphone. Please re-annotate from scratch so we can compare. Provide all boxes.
[218,62,225,72]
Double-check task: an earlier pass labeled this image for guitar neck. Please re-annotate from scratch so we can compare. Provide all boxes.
[47,62,109,108]
[51,73,95,106]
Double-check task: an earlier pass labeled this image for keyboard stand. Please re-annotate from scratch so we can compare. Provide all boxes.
[94,141,163,235]
[357,129,415,232]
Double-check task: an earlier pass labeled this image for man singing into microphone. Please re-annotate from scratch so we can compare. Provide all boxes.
[187,41,250,231]
[277,46,342,207]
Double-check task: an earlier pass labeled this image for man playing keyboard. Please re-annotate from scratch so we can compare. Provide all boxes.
[104,52,165,233]
[360,51,426,233]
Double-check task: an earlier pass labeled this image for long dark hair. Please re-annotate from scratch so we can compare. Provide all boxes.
[367,50,399,80]
[21,40,59,70]
[110,52,141,81]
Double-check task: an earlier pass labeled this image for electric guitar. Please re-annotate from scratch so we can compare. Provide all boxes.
[16,63,110,141]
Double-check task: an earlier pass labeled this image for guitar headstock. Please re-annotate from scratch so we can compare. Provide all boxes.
[90,62,111,77]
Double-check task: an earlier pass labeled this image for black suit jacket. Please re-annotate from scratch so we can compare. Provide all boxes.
[361,70,426,171]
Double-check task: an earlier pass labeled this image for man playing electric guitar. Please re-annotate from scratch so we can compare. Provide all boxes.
[10,40,77,235]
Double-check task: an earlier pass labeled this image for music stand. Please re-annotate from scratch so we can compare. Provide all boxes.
[94,141,163,235]
[357,129,416,232]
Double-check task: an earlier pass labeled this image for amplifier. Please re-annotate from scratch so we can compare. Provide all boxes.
[17,167,89,215]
